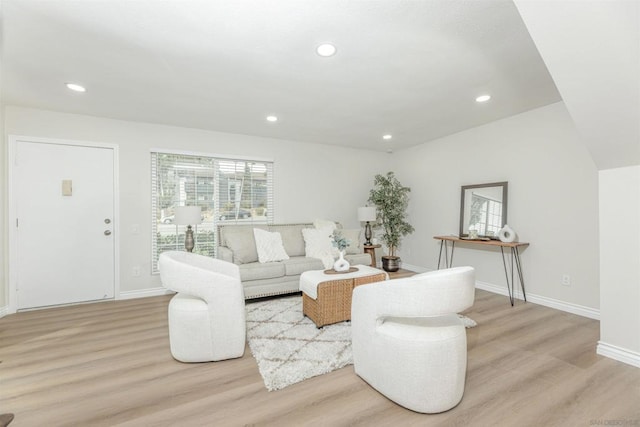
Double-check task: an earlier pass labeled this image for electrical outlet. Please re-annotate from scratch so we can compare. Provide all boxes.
[132,266,141,277]
[561,274,571,286]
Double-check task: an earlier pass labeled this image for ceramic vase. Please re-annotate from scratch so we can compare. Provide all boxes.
[498,224,517,243]
[333,250,350,272]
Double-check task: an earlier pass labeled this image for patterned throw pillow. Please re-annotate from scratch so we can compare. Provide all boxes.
[253,228,290,263]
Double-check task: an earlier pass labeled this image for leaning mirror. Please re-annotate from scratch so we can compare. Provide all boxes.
[459,181,508,239]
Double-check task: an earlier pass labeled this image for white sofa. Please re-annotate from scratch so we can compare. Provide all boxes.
[216,223,372,299]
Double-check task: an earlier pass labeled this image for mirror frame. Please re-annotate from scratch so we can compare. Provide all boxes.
[459,181,508,239]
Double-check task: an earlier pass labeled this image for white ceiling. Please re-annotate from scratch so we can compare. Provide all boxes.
[2,0,562,152]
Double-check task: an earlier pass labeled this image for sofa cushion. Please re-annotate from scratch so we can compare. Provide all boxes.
[253,228,289,263]
[345,253,372,266]
[282,257,324,276]
[224,228,259,264]
[341,228,362,255]
[216,246,233,263]
[271,224,307,257]
[313,219,337,231]
[239,262,285,281]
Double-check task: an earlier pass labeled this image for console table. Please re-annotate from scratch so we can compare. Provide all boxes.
[433,236,529,306]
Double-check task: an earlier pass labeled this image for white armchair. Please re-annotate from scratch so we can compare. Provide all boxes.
[351,266,475,413]
[159,251,246,362]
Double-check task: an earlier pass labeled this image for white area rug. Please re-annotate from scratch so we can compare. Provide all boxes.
[245,295,476,391]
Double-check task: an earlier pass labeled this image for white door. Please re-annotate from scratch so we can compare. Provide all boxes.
[14,140,115,309]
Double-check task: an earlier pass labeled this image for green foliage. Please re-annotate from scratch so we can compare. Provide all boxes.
[331,230,350,252]
[156,230,215,258]
[368,171,414,257]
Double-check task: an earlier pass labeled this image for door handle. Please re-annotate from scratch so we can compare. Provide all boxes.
[104,230,112,236]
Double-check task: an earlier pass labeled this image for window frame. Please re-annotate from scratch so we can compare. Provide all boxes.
[150,148,274,273]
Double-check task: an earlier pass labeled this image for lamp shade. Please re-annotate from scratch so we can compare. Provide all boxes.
[357,206,377,222]
[174,206,202,225]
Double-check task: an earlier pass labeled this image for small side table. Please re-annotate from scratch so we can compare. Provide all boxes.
[363,244,381,267]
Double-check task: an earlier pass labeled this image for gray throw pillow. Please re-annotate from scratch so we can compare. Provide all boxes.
[341,228,362,255]
[224,229,259,264]
[274,225,307,257]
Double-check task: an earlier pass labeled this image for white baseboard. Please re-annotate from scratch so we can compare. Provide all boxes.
[400,263,600,320]
[119,287,173,300]
[475,280,600,320]
[597,341,640,368]
[0,289,171,316]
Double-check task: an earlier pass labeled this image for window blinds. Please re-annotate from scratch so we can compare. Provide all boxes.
[151,151,273,272]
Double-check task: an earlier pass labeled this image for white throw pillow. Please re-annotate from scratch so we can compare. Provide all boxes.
[341,228,362,255]
[302,227,335,269]
[253,228,290,263]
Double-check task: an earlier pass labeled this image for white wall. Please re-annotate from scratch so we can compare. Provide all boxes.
[0,34,5,311]
[391,102,600,313]
[516,0,640,368]
[515,0,640,170]
[2,102,627,334]
[598,165,640,366]
[3,106,389,298]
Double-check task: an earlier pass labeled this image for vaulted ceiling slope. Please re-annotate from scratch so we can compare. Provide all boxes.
[516,0,640,170]
[2,0,562,152]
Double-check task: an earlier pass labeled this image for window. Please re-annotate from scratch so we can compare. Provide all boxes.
[469,193,502,236]
[151,151,273,272]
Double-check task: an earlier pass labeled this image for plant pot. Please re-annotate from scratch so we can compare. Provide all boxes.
[382,255,400,272]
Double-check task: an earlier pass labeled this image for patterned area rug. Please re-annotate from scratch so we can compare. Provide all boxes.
[245,295,476,391]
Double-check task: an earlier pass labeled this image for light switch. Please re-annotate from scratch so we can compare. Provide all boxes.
[62,180,72,196]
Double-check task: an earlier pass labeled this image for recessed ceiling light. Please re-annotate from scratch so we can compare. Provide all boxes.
[316,43,337,57]
[475,94,491,103]
[382,134,393,140]
[266,115,278,122]
[66,83,86,92]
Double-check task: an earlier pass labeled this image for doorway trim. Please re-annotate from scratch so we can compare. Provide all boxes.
[8,135,120,313]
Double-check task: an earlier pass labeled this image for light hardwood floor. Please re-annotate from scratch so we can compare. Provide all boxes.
[1,290,639,426]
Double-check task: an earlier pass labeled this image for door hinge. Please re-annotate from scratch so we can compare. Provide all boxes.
[16,218,18,227]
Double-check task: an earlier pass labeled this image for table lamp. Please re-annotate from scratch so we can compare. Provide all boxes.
[357,206,377,245]
[174,206,202,252]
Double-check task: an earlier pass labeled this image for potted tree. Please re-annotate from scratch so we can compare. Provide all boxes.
[368,172,415,272]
